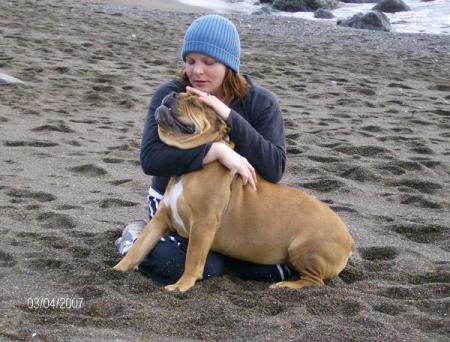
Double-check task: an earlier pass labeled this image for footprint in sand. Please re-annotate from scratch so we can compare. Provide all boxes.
[98,198,139,208]
[300,178,347,193]
[432,108,450,117]
[330,204,358,213]
[79,299,125,319]
[5,188,56,202]
[389,223,446,244]
[54,65,70,74]
[408,263,450,286]
[76,285,105,300]
[38,234,70,250]
[15,232,40,239]
[31,121,74,133]
[373,302,405,316]
[106,143,138,152]
[306,297,364,317]
[389,179,442,195]
[69,164,108,177]
[379,283,449,302]
[376,160,423,176]
[283,118,299,129]
[36,211,77,229]
[84,91,109,104]
[360,125,385,133]
[102,158,124,164]
[399,194,442,209]
[387,82,414,90]
[109,179,132,186]
[286,146,304,155]
[307,155,342,163]
[358,246,399,261]
[427,84,450,92]
[29,258,64,271]
[339,166,381,182]
[56,204,83,210]
[229,295,286,317]
[345,86,376,96]
[69,230,97,239]
[418,159,441,169]
[0,250,17,267]
[69,246,91,258]
[408,144,435,155]
[334,145,393,158]
[3,140,59,147]
[338,260,370,284]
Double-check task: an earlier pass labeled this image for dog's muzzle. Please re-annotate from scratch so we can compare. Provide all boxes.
[155,93,195,135]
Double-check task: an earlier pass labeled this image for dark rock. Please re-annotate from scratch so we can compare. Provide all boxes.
[337,11,391,31]
[272,0,339,12]
[259,0,274,3]
[314,9,335,18]
[373,0,410,13]
[253,6,272,15]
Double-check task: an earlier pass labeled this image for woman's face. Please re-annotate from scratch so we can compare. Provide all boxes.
[185,52,227,98]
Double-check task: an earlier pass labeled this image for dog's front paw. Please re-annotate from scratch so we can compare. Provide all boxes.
[165,275,197,292]
[112,260,132,272]
[164,282,193,292]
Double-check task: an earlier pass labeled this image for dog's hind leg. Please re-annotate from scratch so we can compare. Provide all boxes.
[270,238,334,290]
[270,257,325,289]
[271,235,352,289]
[270,272,325,289]
[113,209,170,272]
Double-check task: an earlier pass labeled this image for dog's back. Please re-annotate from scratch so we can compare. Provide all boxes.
[169,161,354,275]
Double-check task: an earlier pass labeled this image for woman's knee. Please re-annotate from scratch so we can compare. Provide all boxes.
[227,258,298,282]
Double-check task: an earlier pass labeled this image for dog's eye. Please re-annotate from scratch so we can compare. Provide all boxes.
[189,100,201,109]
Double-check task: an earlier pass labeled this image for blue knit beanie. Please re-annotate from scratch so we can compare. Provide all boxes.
[181,15,240,73]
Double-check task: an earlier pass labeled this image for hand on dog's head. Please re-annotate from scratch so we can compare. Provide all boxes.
[156,92,229,150]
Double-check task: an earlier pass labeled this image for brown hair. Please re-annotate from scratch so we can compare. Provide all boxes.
[179,67,250,105]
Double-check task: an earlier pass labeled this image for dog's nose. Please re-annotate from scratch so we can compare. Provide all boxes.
[162,92,178,107]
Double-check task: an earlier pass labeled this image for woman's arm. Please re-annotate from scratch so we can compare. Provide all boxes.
[188,86,286,183]
[226,96,286,183]
[203,142,257,190]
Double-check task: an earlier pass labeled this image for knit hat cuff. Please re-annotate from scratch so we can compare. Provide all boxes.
[182,41,240,74]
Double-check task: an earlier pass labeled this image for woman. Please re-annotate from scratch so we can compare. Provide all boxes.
[117,15,296,284]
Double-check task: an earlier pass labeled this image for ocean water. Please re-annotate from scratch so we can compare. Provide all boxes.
[178,0,450,35]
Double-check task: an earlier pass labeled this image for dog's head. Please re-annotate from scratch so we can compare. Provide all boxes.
[155,92,229,149]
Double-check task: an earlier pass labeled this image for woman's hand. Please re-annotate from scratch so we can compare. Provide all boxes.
[186,86,231,120]
[204,142,257,191]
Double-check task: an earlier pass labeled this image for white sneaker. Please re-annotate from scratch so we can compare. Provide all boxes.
[115,220,147,256]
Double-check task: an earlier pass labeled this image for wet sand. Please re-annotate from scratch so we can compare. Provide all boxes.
[0,0,449,340]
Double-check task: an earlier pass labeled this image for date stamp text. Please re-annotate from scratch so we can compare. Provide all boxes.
[27,297,84,310]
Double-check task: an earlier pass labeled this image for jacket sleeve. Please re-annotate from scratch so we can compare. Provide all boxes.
[226,89,286,183]
[140,82,212,177]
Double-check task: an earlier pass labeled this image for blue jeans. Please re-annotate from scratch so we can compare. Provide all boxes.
[138,191,297,285]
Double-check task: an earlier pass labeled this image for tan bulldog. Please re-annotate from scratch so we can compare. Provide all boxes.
[113,92,355,292]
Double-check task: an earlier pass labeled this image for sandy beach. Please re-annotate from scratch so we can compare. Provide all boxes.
[107,0,206,12]
[1,0,449,340]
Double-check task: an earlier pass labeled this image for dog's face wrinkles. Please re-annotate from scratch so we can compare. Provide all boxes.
[156,92,228,149]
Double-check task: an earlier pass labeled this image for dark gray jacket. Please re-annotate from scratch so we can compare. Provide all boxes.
[140,77,286,195]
